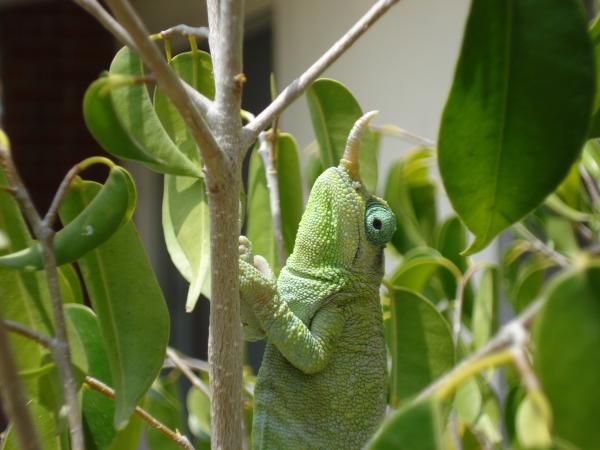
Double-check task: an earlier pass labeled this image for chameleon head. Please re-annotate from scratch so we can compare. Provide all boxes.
[287,111,396,276]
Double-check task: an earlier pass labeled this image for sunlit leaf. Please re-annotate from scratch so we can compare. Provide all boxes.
[438,0,595,254]
[306,78,379,191]
[368,398,442,450]
[471,267,498,349]
[388,288,454,406]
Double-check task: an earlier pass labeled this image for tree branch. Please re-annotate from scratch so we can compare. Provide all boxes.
[2,320,196,450]
[0,147,84,450]
[72,0,134,48]
[244,0,402,138]
[207,0,245,125]
[166,347,211,399]
[0,316,42,450]
[416,297,543,403]
[257,131,286,269]
[84,376,195,450]
[102,0,221,168]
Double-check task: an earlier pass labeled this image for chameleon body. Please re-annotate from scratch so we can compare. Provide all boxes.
[240,112,396,449]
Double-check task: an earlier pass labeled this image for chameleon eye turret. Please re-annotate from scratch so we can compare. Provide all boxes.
[339,110,379,181]
[365,202,396,245]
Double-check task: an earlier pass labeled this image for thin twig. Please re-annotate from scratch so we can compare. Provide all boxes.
[512,223,571,268]
[511,346,541,393]
[257,131,286,269]
[0,316,42,450]
[102,0,220,166]
[84,376,195,450]
[166,347,211,399]
[2,320,195,449]
[244,0,402,139]
[0,147,84,450]
[43,165,83,228]
[416,298,543,403]
[452,264,488,345]
[72,0,134,48]
[370,124,436,147]
[580,164,600,214]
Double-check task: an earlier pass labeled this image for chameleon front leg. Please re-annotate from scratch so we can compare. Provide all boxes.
[239,256,346,374]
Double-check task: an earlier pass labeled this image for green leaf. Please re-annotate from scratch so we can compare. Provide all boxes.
[162,175,211,310]
[155,50,215,311]
[144,376,185,450]
[368,398,442,450]
[303,141,324,191]
[59,180,170,428]
[471,267,498,349]
[276,133,304,256]
[508,255,556,313]
[388,288,455,407]
[58,264,83,304]
[438,0,595,254]
[582,139,600,179]
[306,78,379,191]
[516,393,552,449]
[390,247,461,300]
[534,264,600,449]
[588,16,600,138]
[187,386,211,441]
[106,47,202,177]
[384,147,437,254]
[154,50,215,162]
[0,169,53,382]
[454,376,482,425]
[1,400,64,450]
[64,304,117,450]
[247,143,279,272]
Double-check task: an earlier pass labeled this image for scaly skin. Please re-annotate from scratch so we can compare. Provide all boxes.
[240,160,396,449]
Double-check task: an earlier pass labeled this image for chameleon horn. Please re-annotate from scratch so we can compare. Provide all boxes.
[339,110,379,180]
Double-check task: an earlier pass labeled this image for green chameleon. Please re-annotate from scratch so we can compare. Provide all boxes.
[239,111,396,449]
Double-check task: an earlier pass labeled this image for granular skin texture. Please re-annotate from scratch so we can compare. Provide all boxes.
[239,166,394,450]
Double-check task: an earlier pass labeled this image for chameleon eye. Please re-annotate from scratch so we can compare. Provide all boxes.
[365,203,396,245]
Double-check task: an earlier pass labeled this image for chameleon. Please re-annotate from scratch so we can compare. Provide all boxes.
[239,111,396,449]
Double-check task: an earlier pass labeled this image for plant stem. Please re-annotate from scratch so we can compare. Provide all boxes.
[0,315,42,450]
[154,25,210,41]
[512,223,571,268]
[244,0,402,138]
[452,264,491,345]
[416,297,543,402]
[579,164,600,214]
[103,0,219,165]
[166,347,211,399]
[2,319,196,450]
[0,148,84,450]
[84,376,195,450]
[257,131,286,269]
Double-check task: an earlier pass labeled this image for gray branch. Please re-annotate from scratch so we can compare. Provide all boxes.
[244,0,402,139]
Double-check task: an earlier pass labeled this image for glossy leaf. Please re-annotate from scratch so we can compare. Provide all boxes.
[64,304,117,450]
[534,264,600,449]
[162,175,211,310]
[58,264,83,304]
[388,288,454,406]
[304,141,324,191]
[105,47,202,177]
[59,180,170,428]
[390,247,461,300]
[384,147,437,254]
[438,0,595,254]
[368,398,442,450]
[1,400,63,450]
[0,169,53,381]
[306,78,379,191]
[156,50,215,311]
[588,16,600,138]
[276,134,304,257]
[471,267,498,349]
[247,144,278,271]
